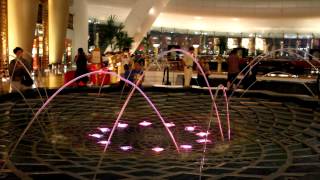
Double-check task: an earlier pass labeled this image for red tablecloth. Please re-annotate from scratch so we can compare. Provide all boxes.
[64,65,110,86]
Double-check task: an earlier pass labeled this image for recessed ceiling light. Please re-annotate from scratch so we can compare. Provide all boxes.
[232,18,239,21]
[149,7,155,15]
[194,16,202,20]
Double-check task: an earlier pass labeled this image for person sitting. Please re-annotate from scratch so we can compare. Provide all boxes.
[8,47,33,92]
[128,61,144,86]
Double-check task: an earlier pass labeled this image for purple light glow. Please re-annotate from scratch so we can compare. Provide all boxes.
[196,139,212,144]
[98,140,111,145]
[98,127,110,133]
[139,121,152,127]
[165,122,175,128]
[196,132,210,137]
[180,145,192,150]
[120,146,133,151]
[185,126,196,132]
[89,134,103,138]
[152,147,164,152]
[117,122,128,128]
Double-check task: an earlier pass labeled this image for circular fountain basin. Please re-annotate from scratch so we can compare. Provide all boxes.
[0,87,319,179]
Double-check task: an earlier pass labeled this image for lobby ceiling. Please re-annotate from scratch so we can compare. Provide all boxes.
[87,0,320,33]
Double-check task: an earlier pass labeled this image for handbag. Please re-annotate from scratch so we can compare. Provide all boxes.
[21,71,33,86]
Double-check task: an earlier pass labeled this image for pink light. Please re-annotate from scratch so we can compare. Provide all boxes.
[98,127,110,133]
[196,132,210,137]
[139,121,152,127]
[165,122,175,128]
[117,123,128,128]
[196,139,212,144]
[89,134,103,138]
[98,140,111,145]
[185,126,196,132]
[152,147,164,152]
[120,146,133,151]
[180,145,192,150]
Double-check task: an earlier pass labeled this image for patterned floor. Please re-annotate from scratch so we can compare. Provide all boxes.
[0,89,319,179]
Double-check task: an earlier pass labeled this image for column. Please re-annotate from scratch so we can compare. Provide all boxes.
[124,0,170,51]
[248,38,255,56]
[72,0,88,57]
[8,0,39,57]
[48,0,69,64]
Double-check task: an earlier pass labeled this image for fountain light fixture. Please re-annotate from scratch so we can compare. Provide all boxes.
[139,121,152,127]
[117,122,128,128]
[185,126,196,132]
[98,127,110,133]
[192,44,200,48]
[152,147,164,152]
[120,146,133,151]
[180,144,192,150]
[196,139,212,144]
[98,140,111,145]
[89,134,103,139]
[165,122,175,128]
[153,43,160,48]
[196,132,210,137]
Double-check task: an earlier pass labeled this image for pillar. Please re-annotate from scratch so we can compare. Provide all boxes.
[48,0,69,64]
[8,0,39,57]
[248,38,255,56]
[124,0,170,52]
[213,38,220,54]
[72,0,88,57]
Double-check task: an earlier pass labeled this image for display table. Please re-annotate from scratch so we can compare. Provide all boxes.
[64,64,111,86]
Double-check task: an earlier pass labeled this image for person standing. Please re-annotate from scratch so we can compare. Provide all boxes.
[182,47,195,87]
[227,49,241,90]
[8,47,33,92]
[74,48,89,86]
[197,58,211,87]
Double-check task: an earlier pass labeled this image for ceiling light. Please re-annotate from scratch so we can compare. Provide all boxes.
[149,7,155,15]
[194,16,202,20]
[193,44,200,48]
[153,44,160,48]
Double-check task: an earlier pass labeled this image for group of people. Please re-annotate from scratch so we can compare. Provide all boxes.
[180,47,256,90]
[8,45,255,92]
[74,47,145,87]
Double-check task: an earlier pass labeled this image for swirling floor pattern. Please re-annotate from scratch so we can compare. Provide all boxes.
[0,89,319,180]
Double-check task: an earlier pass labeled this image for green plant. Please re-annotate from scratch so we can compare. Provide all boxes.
[115,31,134,50]
[88,15,134,53]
